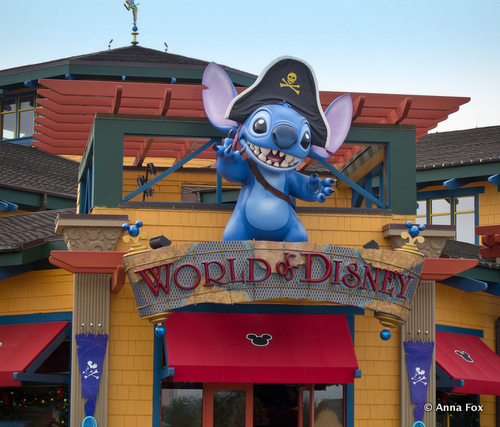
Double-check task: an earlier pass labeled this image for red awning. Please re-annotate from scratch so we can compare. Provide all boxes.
[165,313,358,384]
[436,331,500,395]
[0,322,70,387]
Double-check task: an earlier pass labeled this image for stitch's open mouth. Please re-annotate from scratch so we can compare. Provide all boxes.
[248,143,301,168]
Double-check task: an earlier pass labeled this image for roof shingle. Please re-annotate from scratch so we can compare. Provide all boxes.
[0,143,79,197]
[416,126,500,170]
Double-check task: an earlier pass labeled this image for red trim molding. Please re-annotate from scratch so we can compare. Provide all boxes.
[421,258,478,281]
[49,251,127,293]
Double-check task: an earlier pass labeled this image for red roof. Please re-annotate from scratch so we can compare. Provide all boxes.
[34,78,469,167]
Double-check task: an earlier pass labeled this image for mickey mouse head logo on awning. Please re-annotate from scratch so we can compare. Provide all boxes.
[455,350,474,363]
[246,333,272,346]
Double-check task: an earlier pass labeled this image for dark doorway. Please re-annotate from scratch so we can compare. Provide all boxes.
[253,384,298,426]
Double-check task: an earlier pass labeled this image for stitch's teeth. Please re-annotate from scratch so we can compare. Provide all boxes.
[285,154,295,164]
[274,162,280,167]
[266,160,272,165]
[258,154,267,162]
[279,151,286,157]
[272,149,278,155]
[280,160,289,168]
[260,147,271,156]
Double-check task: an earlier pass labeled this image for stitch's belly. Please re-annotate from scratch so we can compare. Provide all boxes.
[246,185,290,231]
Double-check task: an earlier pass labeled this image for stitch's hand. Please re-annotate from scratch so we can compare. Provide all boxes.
[308,173,335,202]
[212,134,246,161]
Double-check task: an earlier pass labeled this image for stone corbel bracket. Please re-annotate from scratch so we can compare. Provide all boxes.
[383,224,456,258]
[50,214,129,292]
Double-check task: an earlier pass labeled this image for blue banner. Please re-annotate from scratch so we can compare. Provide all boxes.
[404,340,434,422]
[76,333,108,417]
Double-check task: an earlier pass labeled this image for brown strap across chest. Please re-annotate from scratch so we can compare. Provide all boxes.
[246,158,296,211]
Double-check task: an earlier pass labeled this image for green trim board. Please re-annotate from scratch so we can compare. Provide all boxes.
[79,114,224,209]
[417,162,500,186]
[81,116,417,214]
[0,62,255,90]
[0,240,67,267]
[0,187,76,211]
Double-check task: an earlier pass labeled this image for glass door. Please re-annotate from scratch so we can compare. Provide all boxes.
[203,383,253,427]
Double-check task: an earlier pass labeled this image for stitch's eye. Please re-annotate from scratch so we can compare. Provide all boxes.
[253,118,267,134]
[300,132,310,149]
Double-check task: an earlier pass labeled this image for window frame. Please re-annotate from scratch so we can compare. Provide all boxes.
[0,92,36,140]
[416,187,484,244]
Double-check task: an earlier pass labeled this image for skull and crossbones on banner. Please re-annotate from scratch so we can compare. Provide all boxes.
[82,360,100,380]
[411,367,427,386]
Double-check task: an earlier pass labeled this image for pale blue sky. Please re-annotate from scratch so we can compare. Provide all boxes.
[3,0,499,132]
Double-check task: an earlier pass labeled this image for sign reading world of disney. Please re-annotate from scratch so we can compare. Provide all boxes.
[122,240,424,322]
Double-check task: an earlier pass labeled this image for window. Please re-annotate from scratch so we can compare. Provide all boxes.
[0,386,69,425]
[0,94,36,140]
[161,381,203,427]
[416,189,482,244]
[160,381,345,427]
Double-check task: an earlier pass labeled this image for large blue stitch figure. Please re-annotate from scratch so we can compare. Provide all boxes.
[202,57,352,242]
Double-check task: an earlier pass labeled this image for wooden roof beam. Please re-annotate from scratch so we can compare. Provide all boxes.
[133,138,154,167]
[352,95,365,121]
[172,140,198,166]
[381,97,412,124]
[111,85,123,113]
[159,88,172,116]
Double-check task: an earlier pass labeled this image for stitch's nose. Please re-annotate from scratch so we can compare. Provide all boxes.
[272,124,298,149]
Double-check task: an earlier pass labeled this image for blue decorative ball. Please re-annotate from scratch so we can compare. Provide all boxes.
[122,223,130,231]
[409,225,420,237]
[405,221,413,228]
[133,25,138,31]
[135,220,143,228]
[380,329,391,341]
[155,325,166,337]
[129,225,140,237]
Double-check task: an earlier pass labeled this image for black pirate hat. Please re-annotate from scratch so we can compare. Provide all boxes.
[226,56,330,149]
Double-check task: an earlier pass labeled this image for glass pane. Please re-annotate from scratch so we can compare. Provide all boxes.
[456,212,475,244]
[0,386,69,425]
[314,385,343,427]
[416,200,427,217]
[302,389,311,427]
[1,98,15,113]
[19,109,34,138]
[1,112,16,139]
[214,390,246,427]
[431,198,451,214]
[20,95,35,110]
[431,215,451,225]
[161,382,202,427]
[455,196,474,213]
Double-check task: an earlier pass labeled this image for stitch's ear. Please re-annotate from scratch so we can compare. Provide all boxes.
[202,62,239,134]
[325,94,353,155]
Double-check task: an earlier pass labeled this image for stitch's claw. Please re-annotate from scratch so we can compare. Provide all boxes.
[309,174,335,203]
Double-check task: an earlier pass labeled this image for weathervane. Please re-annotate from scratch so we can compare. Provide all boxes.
[124,0,139,45]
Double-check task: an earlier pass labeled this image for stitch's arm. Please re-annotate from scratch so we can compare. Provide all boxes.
[288,172,334,203]
[214,137,251,184]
